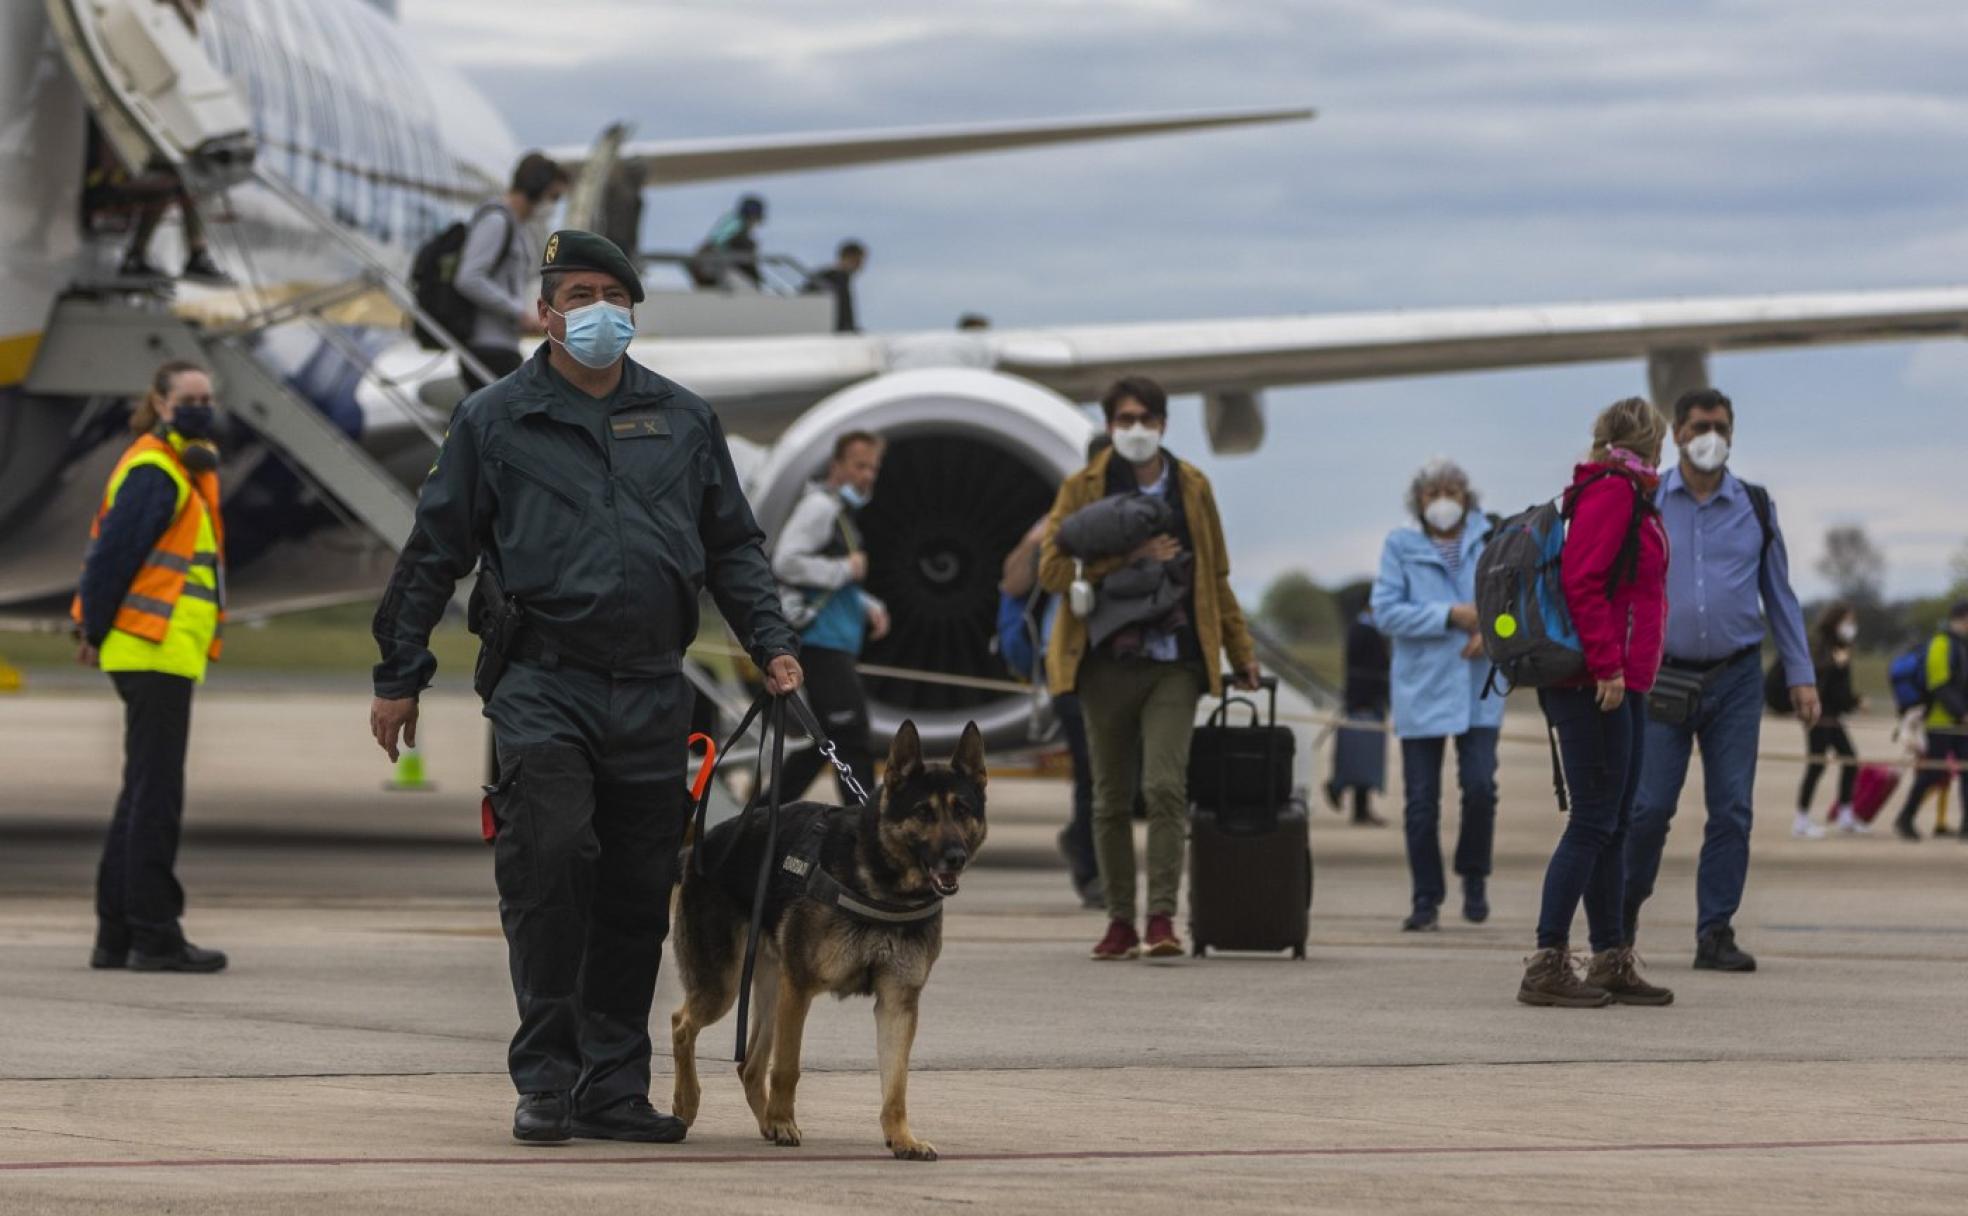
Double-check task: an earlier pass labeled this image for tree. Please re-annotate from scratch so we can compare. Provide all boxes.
[1817,525,1886,606]
[1260,571,1339,645]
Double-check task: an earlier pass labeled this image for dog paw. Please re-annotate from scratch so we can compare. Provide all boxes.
[764,1118,802,1147]
[888,1136,938,1162]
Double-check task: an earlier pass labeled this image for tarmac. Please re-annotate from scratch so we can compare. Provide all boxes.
[4,679,1968,1213]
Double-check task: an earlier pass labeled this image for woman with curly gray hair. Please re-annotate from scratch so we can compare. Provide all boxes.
[1369,458,1504,932]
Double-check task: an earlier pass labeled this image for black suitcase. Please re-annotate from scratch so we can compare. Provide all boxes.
[1185,678,1311,959]
[1188,677,1296,811]
[1188,798,1312,958]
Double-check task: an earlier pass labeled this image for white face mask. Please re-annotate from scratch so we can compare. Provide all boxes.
[1111,423,1161,465]
[1422,496,1466,534]
[1684,432,1730,473]
[1837,621,1858,644]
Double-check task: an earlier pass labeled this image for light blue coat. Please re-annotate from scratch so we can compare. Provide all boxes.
[1369,524,1506,740]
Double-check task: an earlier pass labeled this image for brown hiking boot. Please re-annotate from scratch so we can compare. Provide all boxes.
[1516,947,1612,1008]
[1586,947,1674,1006]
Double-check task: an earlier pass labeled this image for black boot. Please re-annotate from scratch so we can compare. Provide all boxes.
[513,1092,571,1144]
[1401,902,1439,932]
[570,1097,687,1143]
[1693,925,1757,973]
[1461,876,1490,924]
[1894,809,1921,841]
[91,926,129,970]
[129,941,227,973]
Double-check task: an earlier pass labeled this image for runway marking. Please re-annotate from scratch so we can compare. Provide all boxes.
[6,1135,1968,1173]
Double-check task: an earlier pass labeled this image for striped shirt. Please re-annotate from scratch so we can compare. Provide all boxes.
[1432,535,1462,575]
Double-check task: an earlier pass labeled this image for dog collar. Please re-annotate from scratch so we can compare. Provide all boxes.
[781,852,944,925]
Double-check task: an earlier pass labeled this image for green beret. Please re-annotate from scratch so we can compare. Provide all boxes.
[539,229,644,303]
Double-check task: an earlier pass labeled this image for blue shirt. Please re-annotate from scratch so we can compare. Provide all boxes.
[1656,467,1814,687]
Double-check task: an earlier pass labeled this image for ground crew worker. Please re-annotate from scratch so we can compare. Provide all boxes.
[368,230,802,1147]
[72,359,229,975]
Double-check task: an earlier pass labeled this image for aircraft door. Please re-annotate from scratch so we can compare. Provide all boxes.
[44,0,255,188]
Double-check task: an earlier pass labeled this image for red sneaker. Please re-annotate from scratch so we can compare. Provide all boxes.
[1143,914,1184,959]
[1090,919,1140,961]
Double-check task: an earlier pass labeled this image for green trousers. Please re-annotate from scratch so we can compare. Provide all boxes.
[1078,653,1206,920]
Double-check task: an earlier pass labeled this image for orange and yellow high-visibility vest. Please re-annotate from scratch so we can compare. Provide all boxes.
[70,433,225,681]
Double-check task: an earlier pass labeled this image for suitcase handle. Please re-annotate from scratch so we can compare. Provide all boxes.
[1218,673,1279,726]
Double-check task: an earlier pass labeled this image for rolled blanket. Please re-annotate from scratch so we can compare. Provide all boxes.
[1056,493,1174,561]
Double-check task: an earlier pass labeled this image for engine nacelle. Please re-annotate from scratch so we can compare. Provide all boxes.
[750,368,1094,753]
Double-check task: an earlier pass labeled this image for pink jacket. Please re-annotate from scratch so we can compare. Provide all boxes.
[1560,462,1669,693]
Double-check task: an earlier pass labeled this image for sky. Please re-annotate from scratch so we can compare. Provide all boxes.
[398,0,1968,603]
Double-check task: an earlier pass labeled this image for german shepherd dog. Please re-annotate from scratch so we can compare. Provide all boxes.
[670,719,987,1161]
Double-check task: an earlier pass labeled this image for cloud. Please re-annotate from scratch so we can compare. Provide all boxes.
[396,0,1968,597]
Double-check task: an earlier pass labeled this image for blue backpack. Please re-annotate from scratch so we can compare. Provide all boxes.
[1476,472,1651,693]
[1889,644,1929,713]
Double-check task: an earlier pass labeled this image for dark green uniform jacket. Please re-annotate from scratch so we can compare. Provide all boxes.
[372,347,796,698]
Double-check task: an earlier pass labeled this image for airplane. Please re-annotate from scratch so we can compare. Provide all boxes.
[3,0,1967,755]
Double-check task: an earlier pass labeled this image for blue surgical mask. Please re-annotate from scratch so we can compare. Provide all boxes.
[840,483,871,509]
[550,301,636,369]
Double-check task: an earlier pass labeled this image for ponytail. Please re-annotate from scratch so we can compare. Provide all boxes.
[130,359,205,434]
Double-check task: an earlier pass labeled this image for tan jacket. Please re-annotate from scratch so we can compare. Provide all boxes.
[1038,448,1255,698]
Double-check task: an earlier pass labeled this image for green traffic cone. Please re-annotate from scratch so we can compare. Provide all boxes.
[384,743,435,793]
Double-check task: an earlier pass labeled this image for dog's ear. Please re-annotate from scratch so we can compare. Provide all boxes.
[884,720,924,785]
[951,721,987,787]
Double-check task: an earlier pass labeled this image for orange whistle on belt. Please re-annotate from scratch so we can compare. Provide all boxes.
[689,732,718,801]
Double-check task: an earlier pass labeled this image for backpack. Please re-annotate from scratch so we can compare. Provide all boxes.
[1889,643,1929,714]
[408,203,511,349]
[1476,472,1650,693]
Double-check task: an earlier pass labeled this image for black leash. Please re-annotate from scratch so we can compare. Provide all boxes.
[684,688,871,1064]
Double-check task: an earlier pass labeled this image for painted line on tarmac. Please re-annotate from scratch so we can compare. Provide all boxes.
[7,1135,1968,1173]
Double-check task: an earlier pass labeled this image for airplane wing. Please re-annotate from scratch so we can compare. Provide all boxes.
[984,288,1968,402]
[548,106,1313,186]
[643,287,1968,418]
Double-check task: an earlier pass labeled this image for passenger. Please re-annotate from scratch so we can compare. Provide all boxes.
[369,230,802,1146]
[1623,389,1817,974]
[768,431,889,802]
[689,194,767,288]
[1000,509,1098,908]
[1039,376,1260,961]
[1369,459,1501,931]
[456,152,569,393]
[111,2,227,285]
[1326,590,1390,827]
[1890,602,1968,840]
[802,240,866,333]
[71,359,229,974]
[1519,397,1672,1009]
[1796,604,1864,837]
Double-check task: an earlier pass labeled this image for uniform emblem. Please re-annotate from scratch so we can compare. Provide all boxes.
[544,233,560,263]
[610,412,672,439]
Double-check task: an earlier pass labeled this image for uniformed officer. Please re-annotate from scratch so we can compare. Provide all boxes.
[368,230,803,1146]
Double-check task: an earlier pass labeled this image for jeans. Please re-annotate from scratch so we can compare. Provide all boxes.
[1054,692,1098,887]
[97,672,195,954]
[1398,727,1498,911]
[1799,723,1858,811]
[1079,654,1206,920]
[1624,648,1764,942]
[1897,731,1968,823]
[1535,688,1644,952]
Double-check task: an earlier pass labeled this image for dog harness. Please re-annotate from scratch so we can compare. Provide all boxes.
[780,821,944,925]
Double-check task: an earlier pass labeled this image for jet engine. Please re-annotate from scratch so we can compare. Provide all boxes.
[749,368,1095,752]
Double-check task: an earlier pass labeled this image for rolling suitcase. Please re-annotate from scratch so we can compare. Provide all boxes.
[1186,677,1311,959]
